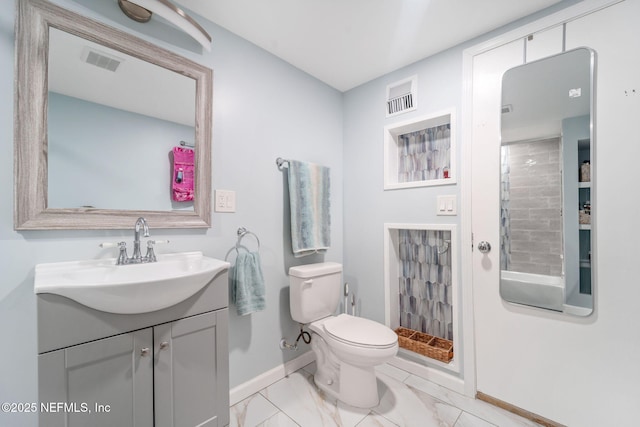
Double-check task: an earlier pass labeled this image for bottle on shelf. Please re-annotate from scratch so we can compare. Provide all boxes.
[579,160,591,182]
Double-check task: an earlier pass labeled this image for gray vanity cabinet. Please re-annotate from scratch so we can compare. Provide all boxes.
[154,310,229,427]
[39,329,154,427]
[37,271,230,427]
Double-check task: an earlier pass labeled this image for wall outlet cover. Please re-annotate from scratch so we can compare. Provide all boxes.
[436,195,457,216]
[215,189,236,212]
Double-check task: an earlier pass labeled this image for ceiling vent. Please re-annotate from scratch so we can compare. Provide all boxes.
[386,75,417,117]
[81,47,123,72]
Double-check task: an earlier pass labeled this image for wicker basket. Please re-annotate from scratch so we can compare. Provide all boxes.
[395,327,417,349]
[394,327,453,363]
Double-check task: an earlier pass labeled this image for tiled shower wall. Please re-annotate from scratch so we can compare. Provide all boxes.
[398,229,453,340]
[397,124,450,183]
[501,138,563,276]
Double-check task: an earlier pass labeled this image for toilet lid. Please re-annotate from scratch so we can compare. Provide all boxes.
[323,314,397,348]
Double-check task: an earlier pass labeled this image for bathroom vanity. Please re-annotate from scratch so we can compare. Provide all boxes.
[36,267,230,427]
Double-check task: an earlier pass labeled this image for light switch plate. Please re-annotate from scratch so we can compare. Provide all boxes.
[436,195,457,216]
[215,189,236,212]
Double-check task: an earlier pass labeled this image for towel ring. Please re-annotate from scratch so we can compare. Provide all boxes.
[224,227,261,261]
[237,227,260,248]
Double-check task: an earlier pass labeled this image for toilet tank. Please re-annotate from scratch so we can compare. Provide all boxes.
[289,262,342,324]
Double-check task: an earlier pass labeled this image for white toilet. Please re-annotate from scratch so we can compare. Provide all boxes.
[289,262,398,408]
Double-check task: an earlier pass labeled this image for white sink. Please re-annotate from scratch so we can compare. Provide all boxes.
[34,252,229,314]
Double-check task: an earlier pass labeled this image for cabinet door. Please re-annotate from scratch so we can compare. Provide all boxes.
[154,310,229,427]
[38,329,153,427]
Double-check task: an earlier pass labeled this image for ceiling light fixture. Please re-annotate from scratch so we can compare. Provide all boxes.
[118,0,212,51]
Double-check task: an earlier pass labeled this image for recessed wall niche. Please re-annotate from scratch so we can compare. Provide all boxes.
[384,110,456,190]
[384,223,459,371]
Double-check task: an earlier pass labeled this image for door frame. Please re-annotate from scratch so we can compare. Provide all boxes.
[459,0,621,398]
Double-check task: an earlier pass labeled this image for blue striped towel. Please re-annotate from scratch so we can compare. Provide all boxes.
[287,160,331,257]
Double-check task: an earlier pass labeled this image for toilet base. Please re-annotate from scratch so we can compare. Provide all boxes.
[311,333,381,408]
[314,362,379,408]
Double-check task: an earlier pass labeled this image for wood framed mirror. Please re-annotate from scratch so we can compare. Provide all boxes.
[14,0,212,229]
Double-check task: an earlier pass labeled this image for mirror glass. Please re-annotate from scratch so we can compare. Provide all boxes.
[499,48,595,316]
[15,0,212,229]
[47,28,196,211]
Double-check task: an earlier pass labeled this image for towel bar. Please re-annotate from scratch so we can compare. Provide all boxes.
[276,157,289,170]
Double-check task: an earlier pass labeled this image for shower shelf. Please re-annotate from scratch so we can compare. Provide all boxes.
[383,110,456,190]
[384,223,459,373]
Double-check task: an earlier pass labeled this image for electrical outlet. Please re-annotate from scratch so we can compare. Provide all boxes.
[215,190,236,212]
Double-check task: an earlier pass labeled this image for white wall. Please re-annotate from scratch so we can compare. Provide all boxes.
[469,1,640,425]
[0,1,342,426]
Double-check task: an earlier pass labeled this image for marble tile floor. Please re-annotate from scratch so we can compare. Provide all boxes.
[230,362,543,427]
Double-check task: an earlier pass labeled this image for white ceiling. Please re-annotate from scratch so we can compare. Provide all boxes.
[177,0,565,92]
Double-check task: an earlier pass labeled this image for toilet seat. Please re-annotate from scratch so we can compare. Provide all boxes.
[322,314,397,349]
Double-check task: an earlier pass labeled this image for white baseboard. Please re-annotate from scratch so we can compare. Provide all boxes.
[229,351,316,406]
[229,351,466,406]
[388,356,466,395]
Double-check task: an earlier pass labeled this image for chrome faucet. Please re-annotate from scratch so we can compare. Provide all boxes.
[101,217,168,265]
[131,217,150,263]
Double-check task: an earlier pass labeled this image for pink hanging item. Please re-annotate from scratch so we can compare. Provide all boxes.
[171,146,194,202]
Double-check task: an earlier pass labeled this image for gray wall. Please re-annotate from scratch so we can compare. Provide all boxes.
[503,138,563,276]
[0,1,342,426]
